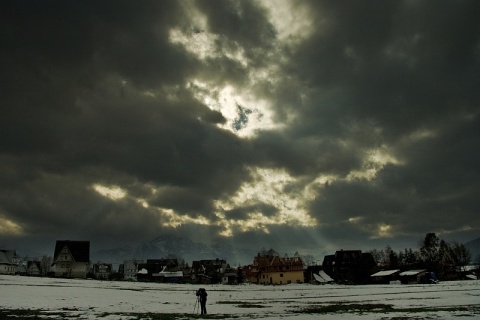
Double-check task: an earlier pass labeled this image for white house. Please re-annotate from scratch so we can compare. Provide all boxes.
[0,250,18,275]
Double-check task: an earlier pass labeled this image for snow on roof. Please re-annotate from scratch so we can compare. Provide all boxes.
[457,265,478,272]
[153,271,183,278]
[371,269,400,277]
[313,270,334,283]
[399,269,426,276]
[137,268,148,274]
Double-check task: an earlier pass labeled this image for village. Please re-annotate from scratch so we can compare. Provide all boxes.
[1,234,479,286]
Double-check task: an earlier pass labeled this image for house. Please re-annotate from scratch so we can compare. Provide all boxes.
[137,258,182,282]
[241,265,254,283]
[92,263,113,280]
[52,240,90,278]
[16,260,28,275]
[221,266,239,285]
[250,250,304,285]
[370,269,401,284]
[122,260,144,281]
[0,250,18,275]
[27,260,42,276]
[154,265,183,283]
[322,250,376,284]
[222,272,238,285]
[191,258,229,284]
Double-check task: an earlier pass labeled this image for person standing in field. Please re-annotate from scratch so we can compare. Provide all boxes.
[196,288,208,314]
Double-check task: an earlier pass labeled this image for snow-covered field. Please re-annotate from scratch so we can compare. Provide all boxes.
[1,275,479,319]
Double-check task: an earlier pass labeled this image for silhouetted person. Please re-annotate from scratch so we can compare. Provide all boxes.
[196,288,208,314]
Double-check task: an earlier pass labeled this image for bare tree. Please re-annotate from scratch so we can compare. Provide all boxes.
[301,254,316,268]
[449,241,471,271]
[40,255,52,276]
[368,249,386,268]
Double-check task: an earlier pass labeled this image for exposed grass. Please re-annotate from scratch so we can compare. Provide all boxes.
[2,304,479,319]
[0,308,78,319]
[294,303,480,316]
[0,309,237,320]
[295,303,394,314]
[216,301,268,308]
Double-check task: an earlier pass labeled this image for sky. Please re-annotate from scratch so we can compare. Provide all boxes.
[1,0,479,260]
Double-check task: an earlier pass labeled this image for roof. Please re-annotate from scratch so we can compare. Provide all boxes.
[0,250,16,264]
[314,270,334,283]
[54,240,90,263]
[27,261,42,270]
[371,269,400,277]
[456,265,478,272]
[253,254,303,268]
[399,269,426,276]
[0,251,10,264]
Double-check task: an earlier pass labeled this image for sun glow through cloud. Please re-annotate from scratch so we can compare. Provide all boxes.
[347,147,402,181]
[92,184,127,200]
[159,208,211,228]
[0,216,23,235]
[188,80,282,137]
[376,224,393,238]
[214,167,317,236]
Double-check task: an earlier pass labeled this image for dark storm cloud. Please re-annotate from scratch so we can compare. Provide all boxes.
[1,0,479,258]
[289,0,480,138]
[195,0,276,59]
[0,0,261,251]
[255,0,480,248]
[253,130,364,177]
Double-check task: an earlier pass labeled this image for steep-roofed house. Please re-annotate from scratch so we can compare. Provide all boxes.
[26,260,42,276]
[0,250,18,275]
[251,250,304,285]
[52,240,90,278]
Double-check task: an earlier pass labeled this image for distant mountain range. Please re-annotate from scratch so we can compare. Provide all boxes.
[92,235,255,266]
[465,237,480,261]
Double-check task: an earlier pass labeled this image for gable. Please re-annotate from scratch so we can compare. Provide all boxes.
[27,261,41,271]
[0,250,16,264]
[54,240,90,263]
[0,251,10,264]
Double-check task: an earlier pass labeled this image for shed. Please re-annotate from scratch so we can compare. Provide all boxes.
[370,269,400,284]
[399,269,427,284]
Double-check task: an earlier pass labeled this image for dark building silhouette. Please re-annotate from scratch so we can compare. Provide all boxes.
[322,250,376,284]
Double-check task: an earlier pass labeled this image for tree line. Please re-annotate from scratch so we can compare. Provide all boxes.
[368,233,474,280]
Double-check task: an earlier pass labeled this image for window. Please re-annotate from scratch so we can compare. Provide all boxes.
[280,273,283,277]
